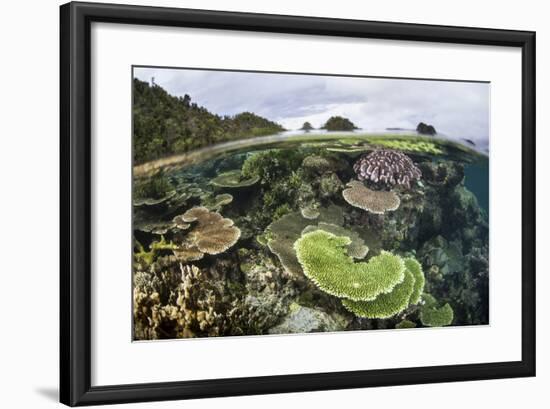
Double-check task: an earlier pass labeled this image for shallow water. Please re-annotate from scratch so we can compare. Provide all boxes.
[132,132,489,340]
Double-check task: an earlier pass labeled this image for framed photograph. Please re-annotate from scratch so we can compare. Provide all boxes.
[60,1,535,406]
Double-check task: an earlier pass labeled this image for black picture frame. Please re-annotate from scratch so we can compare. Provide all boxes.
[60,1,536,406]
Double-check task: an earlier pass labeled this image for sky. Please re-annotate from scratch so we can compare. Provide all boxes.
[134,67,490,147]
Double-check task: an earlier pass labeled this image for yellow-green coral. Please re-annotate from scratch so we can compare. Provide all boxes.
[135,236,178,266]
[406,257,425,305]
[342,268,415,318]
[420,293,454,327]
[341,256,425,318]
[302,222,368,259]
[369,138,444,155]
[294,230,405,301]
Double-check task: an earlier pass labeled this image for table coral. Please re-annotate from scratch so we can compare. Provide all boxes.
[342,267,415,319]
[342,180,400,214]
[420,293,454,327]
[294,230,405,301]
[172,206,240,262]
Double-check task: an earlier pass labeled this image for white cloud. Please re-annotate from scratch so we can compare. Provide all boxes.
[134,67,489,146]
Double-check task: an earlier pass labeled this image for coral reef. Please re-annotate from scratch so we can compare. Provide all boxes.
[342,180,400,214]
[133,131,489,339]
[294,230,405,301]
[134,249,296,339]
[353,149,422,189]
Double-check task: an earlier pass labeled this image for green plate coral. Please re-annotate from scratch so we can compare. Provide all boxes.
[420,293,454,327]
[342,268,415,318]
[406,257,425,305]
[341,256,425,319]
[369,138,444,155]
[294,230,405,301]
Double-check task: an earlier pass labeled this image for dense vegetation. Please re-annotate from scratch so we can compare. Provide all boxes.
[321,116,358,131]
[133,78,285,164]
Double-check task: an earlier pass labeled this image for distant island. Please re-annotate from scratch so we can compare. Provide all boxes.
[300,121,314,131]
[416,122,437,135]
[321,116,358,131]
[133,79,285,164]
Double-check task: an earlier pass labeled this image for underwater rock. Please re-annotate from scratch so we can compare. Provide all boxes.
[342,180,400,214]
[172,207,240,262]
[268,303,347,334]
[419,161,464,188]
[353,149,422,189]
[211,169,260,188]
[416,122,437,135]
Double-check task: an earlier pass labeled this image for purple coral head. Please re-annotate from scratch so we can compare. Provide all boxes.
[353,149,422,189]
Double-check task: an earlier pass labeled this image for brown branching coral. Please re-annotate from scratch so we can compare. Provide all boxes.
[133,253,294,340]
[172,207,241,262]
[342,180,400,214]
[353,149,422,189]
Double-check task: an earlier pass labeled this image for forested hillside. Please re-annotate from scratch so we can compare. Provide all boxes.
[133,78,285,164]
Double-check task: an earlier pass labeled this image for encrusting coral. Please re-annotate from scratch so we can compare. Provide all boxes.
[294,230,405,301]
[420,293,454,327]
[342,180,400,214]
[395,319,417,329]
[353,149,422,189]
[171,207,240,262]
